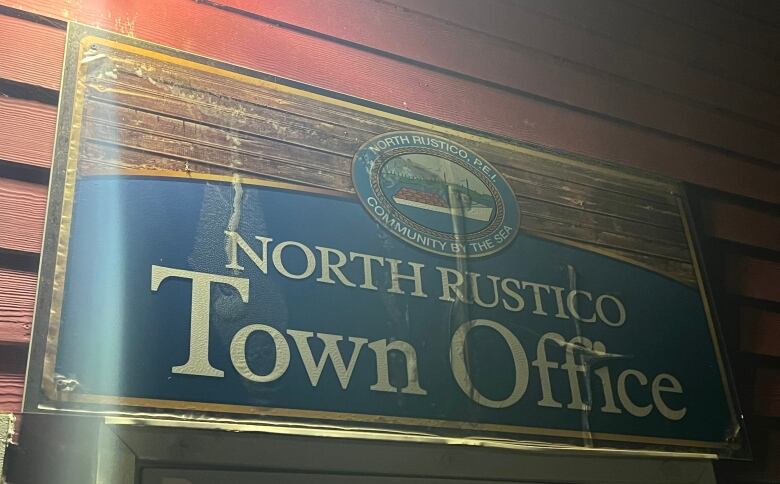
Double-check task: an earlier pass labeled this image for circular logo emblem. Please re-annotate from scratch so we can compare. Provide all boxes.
[352,131,519,257]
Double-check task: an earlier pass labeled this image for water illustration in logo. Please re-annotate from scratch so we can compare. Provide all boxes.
[382,153,495,229]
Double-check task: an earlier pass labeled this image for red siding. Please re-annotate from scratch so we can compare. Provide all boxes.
[0,97,56,168]
[0,1,778,480]
[0,0,778,202]
[0,268,36,344]
[0,178,47,253]
[0,14,64,89]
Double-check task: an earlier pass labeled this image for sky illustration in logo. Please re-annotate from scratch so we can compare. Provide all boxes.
[353,131,519,257]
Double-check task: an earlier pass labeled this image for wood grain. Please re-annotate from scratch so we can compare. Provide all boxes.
[84,75,683,231]
[740,307,780,357]
[214,0,780,164]
[0,0,779,204]
[0,178,47,253]
[0,268,36,344]
[69,41,695,282]
[0,13,64,90]
[699,198,780,252]
[86,58,675,204]
[726,255,780,303]
[0,36,693,281]
[387,0,780,129]
[0,97,56,167]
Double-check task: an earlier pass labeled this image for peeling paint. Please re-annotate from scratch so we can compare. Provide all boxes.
[224,173,244,271]
[80,53,107,64]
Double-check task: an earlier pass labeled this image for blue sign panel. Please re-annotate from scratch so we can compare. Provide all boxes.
[50,173,730,447]
[27,26,743,458]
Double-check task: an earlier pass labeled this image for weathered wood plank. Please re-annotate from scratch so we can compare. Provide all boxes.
[519,214,690,263]
[0,178,47,253]
[470,143,676,208]
[699,197,780,252]
[389,0,780,128]
[1,0,778,204]
[0,18,704,285]
[83,104,353,176]
[92,50,406,141]
[0,13,64,90]
[84,84,366,158]
[740,306,780,357]
[72,39,695,281]
[516,197,687,247]
[597,250,694,286]
[0,97,56,167]
[90,53,678,207]
[725,255,780,303]
[83,97,682,234]
[502,167,681,230]
[81,134,353,193]
[79,143,236,179]
[215,0,780,164]
[0,268,36,344]
[82,50,684,232]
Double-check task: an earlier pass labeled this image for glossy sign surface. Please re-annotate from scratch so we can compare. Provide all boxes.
[25,25,742,457]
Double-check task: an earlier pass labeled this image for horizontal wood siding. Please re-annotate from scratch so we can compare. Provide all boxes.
[699,197,780,252]
[0,97,56,167]
[0,178,46,253]
[0,1,778,480]
[511,0,780,97]
[1,0,780,204]
[0,14,64,89]
[0,345,27,413]
[389,0,780,129]
[74,41,693,283]
[725,256,780,304]
[0,268,36,344]
[740,307,780,357]
[0,373,24,413]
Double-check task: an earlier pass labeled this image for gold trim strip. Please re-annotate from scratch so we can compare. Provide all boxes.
[42,34,92,401]
[59,392,727,449]
[677,197,740,434]
[104,415,719,460]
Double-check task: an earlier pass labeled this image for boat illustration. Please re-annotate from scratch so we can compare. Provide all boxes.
[391,186,493,222]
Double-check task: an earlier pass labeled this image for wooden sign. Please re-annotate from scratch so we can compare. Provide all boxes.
[24,25,744,457]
